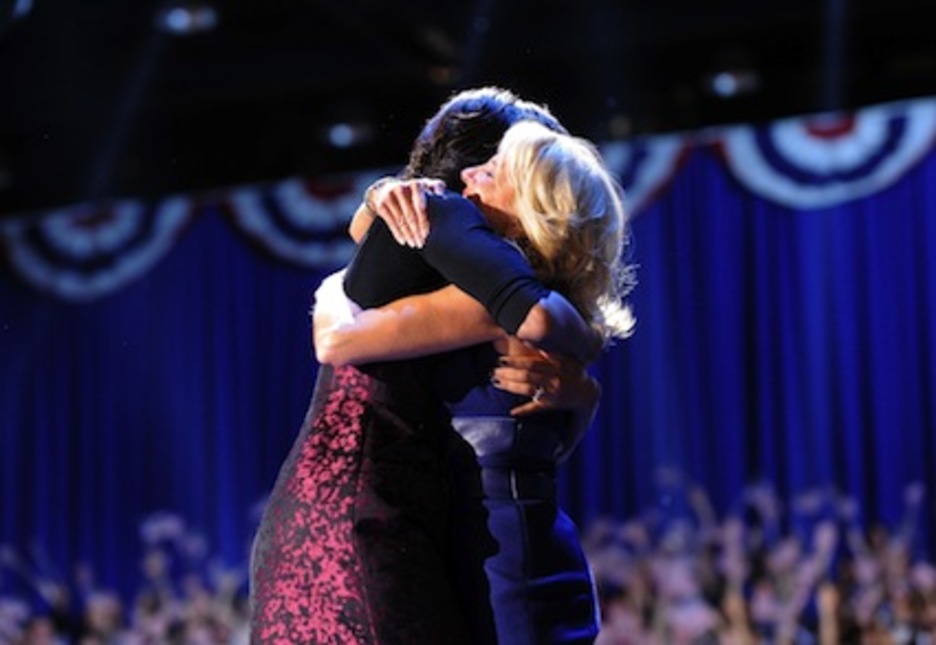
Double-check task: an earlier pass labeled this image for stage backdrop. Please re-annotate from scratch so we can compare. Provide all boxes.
[2,96,935,600]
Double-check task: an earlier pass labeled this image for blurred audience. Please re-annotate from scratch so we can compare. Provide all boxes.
[1,477,932,644]
[588,470,933,644]
[0,512,249,645]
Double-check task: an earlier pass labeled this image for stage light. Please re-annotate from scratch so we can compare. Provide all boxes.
[156,3,218,36]
[704,68,760,98]
[328,124,355,149]
[13,0,32,19]
[1,0,32,33]
[323,122,375,149]
[702,44,760,100]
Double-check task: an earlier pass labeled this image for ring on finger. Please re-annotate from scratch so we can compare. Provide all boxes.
[532,386,545,403]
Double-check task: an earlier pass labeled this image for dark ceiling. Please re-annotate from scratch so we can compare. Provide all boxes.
[2,0,936,215]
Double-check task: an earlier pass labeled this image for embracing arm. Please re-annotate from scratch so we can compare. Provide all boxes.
[315,274,599,366]
[313,271,504,366]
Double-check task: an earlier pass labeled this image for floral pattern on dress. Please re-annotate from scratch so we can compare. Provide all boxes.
[250,365,375,645]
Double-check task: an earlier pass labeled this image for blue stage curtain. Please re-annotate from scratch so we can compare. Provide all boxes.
[561,145,936,543]
[0,211,333,598]
[2,144,935,599]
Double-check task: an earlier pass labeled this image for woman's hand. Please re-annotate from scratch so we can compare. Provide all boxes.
[368,177,446,248]
[490,339,598,415]
[491,351,568,416]
[490,337,600,462]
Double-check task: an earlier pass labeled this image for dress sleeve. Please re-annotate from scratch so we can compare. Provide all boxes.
[343,218,447,309]
[419,193,548,335]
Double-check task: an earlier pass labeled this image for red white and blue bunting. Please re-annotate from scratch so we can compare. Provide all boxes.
[3,96,936,301]
[719,97,936,209]
[227,171,385,268]
[1,198,194,302]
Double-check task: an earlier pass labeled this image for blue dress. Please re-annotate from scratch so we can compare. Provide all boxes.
[431,344,600,645]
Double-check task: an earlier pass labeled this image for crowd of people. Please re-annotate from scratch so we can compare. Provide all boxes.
[1,473,932,644]
[0,511,252,644]
[0,470,936,645]
[588,471,935,644]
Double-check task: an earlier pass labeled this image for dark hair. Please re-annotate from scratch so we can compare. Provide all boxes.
[402,86,566,191]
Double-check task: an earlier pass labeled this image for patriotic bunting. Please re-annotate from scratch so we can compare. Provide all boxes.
[719,98,936,209]
[1,198,193,301]
[4,96,936,301]
[227,172,385,268]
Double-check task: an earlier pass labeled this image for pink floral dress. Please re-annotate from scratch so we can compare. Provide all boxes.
[249,363,470,644]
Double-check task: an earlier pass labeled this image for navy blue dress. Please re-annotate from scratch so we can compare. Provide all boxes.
[429,344,600,645]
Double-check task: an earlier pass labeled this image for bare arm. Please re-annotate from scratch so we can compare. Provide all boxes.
[313,274,504,366]
[314,273,600,366]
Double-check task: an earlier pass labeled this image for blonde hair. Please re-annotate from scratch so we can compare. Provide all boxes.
[498,121,635,341]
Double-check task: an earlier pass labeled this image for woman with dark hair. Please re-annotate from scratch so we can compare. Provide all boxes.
[249,88,606,644]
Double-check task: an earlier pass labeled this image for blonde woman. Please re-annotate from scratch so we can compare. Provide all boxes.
[316,120,633,644]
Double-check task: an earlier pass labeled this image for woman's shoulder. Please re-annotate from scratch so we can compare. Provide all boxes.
[426,190,484,225]
[428,189,472,206]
